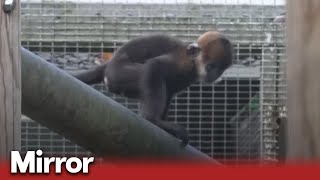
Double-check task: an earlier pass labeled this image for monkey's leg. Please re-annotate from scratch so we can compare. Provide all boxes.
[158,96,189,146]
[141,59,189,146]
[105,63,143,99]
[142,85,189,146]
[161,96,172,121]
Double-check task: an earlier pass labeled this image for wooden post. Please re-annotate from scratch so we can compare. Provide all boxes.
[0,0,21,160]
[286,0,320,161]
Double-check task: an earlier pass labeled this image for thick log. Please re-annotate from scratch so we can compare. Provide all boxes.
[21,47,217,163]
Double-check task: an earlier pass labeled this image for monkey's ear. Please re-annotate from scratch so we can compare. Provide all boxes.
[187,43,200,57]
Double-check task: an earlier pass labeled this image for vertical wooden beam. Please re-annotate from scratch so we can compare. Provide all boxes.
[286,0,320,161]
[0,0,21,160]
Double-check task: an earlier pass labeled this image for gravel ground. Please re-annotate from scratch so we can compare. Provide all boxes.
[33,52,103,72]
[33,51,260,74]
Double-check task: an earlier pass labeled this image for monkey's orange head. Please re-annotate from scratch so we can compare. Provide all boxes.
[195,31,233,83]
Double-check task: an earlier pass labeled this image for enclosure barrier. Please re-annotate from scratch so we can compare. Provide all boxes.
[0,0,21,161]
[20,47,217,163]
[286,0,320,160]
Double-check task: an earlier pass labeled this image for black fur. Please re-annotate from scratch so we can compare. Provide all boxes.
[72,33,232,146]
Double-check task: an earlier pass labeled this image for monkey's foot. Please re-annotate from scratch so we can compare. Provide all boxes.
[155,121,189,147]
[172,124,189,147]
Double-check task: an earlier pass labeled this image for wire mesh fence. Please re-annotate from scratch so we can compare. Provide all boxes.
[20,0,286,164]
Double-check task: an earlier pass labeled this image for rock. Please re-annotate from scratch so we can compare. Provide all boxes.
[78,63,85,69]
[79,53,89,61]
[37,52,52,61]
[67,56,80,63]
[88,55,96,62]
[56,57,68,64]
[53,53,64,58]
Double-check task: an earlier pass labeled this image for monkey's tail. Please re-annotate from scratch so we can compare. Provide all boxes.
[71,62,108,85]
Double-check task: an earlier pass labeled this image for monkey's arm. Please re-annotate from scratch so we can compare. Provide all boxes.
[141,56,189,146]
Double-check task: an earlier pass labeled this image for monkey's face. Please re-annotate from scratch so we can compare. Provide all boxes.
[195,31,233,84]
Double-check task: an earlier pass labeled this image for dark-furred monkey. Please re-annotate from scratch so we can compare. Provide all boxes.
[72,31,233,146]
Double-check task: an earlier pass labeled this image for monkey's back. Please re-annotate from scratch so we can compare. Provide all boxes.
[112,34,186,64]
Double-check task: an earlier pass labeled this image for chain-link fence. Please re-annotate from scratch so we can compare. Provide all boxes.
[20,0,286,164]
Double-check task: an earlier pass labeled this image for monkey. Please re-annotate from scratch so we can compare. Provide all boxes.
[71,31,233,146]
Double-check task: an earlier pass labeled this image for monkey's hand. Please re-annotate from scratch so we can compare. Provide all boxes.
[154,121,189,147]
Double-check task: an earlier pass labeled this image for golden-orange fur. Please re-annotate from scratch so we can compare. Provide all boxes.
[95,52,113,65]
[197,31,228,64]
